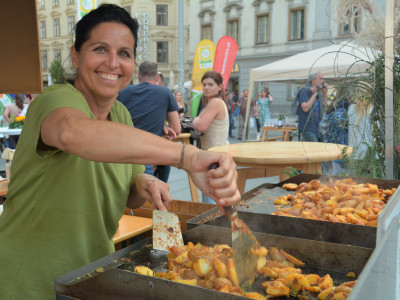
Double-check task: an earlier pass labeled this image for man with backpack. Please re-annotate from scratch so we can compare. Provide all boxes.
[297,72,328,142]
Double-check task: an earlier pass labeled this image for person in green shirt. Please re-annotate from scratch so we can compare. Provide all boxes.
[0,5,240,299]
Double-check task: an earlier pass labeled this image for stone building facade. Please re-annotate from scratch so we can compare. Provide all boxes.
[36,0,190,87]
[188,0,366,117]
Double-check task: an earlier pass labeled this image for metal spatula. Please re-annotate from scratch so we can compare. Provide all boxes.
[209,163,259,287]
[152,210,184,251]
[225,205,259,287]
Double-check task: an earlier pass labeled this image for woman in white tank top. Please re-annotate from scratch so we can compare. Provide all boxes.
[193,71,229,151]
[193,71,229,204]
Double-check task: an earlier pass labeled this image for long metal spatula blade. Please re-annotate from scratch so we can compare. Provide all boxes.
[232,224,259,287]
[226,206,259,287]
[152,210,184,251]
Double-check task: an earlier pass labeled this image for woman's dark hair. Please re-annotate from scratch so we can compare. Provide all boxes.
[74,4,139,57]
[262,88,269,96]
[201,71,227,109]
[14,94,24,110]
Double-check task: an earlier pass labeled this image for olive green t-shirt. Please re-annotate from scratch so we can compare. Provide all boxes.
[0,83,144,299]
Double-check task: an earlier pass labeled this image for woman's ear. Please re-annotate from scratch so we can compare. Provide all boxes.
[71,46,79,69]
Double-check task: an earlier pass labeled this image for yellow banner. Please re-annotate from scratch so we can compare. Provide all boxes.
[77,0,97,20]
[191,40,216,92]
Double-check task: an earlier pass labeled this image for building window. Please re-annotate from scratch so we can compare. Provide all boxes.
[55,50,61,62]
[227,19,239,44]
[38,0,45,9]
[256,14,269,44]
[68,16,75,34]
[41,51,48,70]
[53,0,59,7]
[289,8,305,41]
[156,5,168,26]
[53,18,60,37]
[340,7,361,35]
[67,0,74,4]
[39,20,46,38]
[157,42,168,63]
[201,24,212,40]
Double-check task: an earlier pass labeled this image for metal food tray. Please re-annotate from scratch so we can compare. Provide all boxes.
[187,174,400,249]
[55,225,372,300]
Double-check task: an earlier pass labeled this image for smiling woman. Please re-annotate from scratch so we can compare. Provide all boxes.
[0,4,241,299]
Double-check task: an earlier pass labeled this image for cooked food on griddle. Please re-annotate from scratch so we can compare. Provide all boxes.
[272,178,396,226]
[282,183,298,191]
[134,242,357,299]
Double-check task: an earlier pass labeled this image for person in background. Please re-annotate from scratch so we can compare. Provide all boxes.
[3,94,26,123]
[119,61,181,183]
[237,89,250,140]
[319,89,350,175]
[174,90,185,118]
[297,71,328,142]
[20,93,39,117]
[2,94,26,149]
[0,5,240,299]
[156,72,165,86]
[256,88,274,140]
[226,91,235,138]
[193,71,229,204]
[253,92,262,140]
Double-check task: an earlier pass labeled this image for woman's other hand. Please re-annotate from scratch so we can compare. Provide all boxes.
[128,173,173,211]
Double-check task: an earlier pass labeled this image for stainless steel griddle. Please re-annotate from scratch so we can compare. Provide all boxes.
[55,225,372,300]
[187,174,400,249]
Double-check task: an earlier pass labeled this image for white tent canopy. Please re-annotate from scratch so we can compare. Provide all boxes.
[249,42,378,84]
[244,42,379,137]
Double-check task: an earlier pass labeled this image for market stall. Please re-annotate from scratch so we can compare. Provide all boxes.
[55,174,400,299]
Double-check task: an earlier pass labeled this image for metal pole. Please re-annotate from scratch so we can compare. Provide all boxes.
[385,0,394,179]
[178,0,187,103]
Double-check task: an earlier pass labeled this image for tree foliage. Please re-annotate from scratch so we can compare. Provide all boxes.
[49,60,65,84]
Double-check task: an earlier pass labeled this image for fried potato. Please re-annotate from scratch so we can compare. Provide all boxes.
[264,280,290,298]
[305,273,320,286]
[346,271,356,278]
[134,266,154,277]
[251,246,268,257]
[175,278,197,286]
[318,274,334,290]
[318,286,334,299]
[212,258,227,278]
[244,292,266,300]
[282,183,298,191]
[226,258,239,287]
[213,277,233,290]
[175,251,189,264]
[218,285,230,293]
[193,258,212,277]
[279,249,305,267]
[259,266,277,278]
[269,247,287,263]
[256,256,267,273]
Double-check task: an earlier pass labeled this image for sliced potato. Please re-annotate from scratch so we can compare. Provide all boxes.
[134,266,154,277]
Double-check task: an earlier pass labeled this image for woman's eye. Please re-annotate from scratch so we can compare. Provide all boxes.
[119,51,131,58]
[94,47,105,53]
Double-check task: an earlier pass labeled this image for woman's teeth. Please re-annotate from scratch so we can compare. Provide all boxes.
[98,73,118,80]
